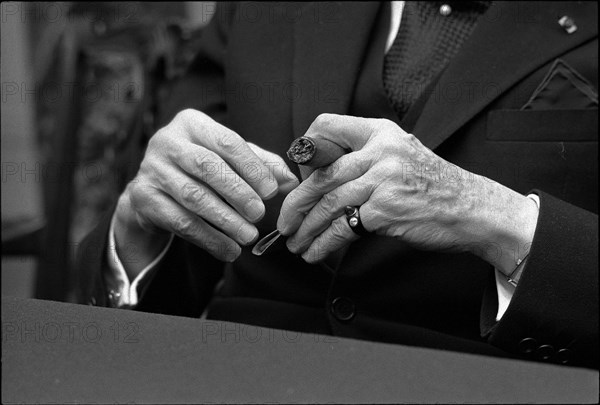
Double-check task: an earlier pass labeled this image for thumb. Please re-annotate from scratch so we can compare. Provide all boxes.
[305,113,374,152]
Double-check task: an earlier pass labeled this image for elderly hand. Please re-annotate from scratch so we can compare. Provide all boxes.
[277,114,538,275]
[114,109,299,280]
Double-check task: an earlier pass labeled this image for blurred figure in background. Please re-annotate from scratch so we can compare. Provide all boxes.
[2,2,210,300]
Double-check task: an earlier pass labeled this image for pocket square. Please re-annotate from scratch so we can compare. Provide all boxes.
[522,58,598,110]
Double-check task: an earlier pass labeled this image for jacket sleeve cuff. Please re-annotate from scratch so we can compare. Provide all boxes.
[104,214,174,307]
[480,190,598,368]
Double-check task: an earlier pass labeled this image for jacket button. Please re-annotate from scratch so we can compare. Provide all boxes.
[107,289,121,306]
[534,344,555,361]
[555,348,572,364]
[518,337,537,354]
[331,297,355,321]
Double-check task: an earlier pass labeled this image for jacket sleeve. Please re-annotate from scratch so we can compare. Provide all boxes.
[481,190,599,369]
[74,205,224,318]
[74,2,239,315]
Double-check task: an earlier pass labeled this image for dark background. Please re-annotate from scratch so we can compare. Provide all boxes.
[1,2,216,299]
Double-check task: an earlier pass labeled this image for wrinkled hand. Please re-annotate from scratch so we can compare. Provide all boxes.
[115,109,299,279]
[277,114,538,274]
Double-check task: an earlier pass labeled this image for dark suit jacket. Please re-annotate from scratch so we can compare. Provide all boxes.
[76,2,599,369]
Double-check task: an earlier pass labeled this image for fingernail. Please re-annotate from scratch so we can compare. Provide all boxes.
[237,225,258,245]
[283,171,300,188]
[286,238,298,254]
[263,183,278,200]
[245,199,265,222]
[301,250,313,263]
[277,215,287,234]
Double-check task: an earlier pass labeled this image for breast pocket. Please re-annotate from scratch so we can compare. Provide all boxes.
[484,109,597,211]
[486,109,597,142]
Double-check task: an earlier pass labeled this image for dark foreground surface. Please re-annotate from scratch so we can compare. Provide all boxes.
[2,297,598,403]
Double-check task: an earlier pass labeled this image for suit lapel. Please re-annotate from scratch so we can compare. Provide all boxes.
[291,1,598,149]
[412,1,598,150]
[292,2,383,139]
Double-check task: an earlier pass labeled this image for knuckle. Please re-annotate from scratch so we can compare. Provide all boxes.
[175,108,196,124]
[380,118,397,130]
[317,238,334,255]
[147,130,165,150]
[375,118,399,135]
[355,153,372,173]
[211,210,229,230]
[320,192,340,213]
[330,217,348,237]
[314,113,333,128]
[227,179,251,200]
[180,183,207,207]
[400,132,420,148]
[201,236,223,256]
[172,215,199,238]
[313,163,338,185]
[205,238,239,261]
[191,148,208,166]
[216,132,244,155]
[405,132,418,143]
[193,150,220,182]
[249,161,270,184]
[383,157,403,173]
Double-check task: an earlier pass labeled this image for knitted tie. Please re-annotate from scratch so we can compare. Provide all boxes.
[383,1,491,120]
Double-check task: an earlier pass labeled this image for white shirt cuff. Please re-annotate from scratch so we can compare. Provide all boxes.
[105,214,174,308]
[494,193,540,321]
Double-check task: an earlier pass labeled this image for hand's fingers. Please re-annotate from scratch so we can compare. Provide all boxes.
[278,151,370,235]
[176,109,279,199]
[300,215,359,264]
[286,178,372,254]
[356,199,377,234]
[133,188,241,262]
[157,165,259,246]
[177,144,265,223]
[247,142,300,194]
[304,113,382,152]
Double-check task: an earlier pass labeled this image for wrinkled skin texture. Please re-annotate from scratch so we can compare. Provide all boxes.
[278,114,538,274]
[114,109,299,279]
